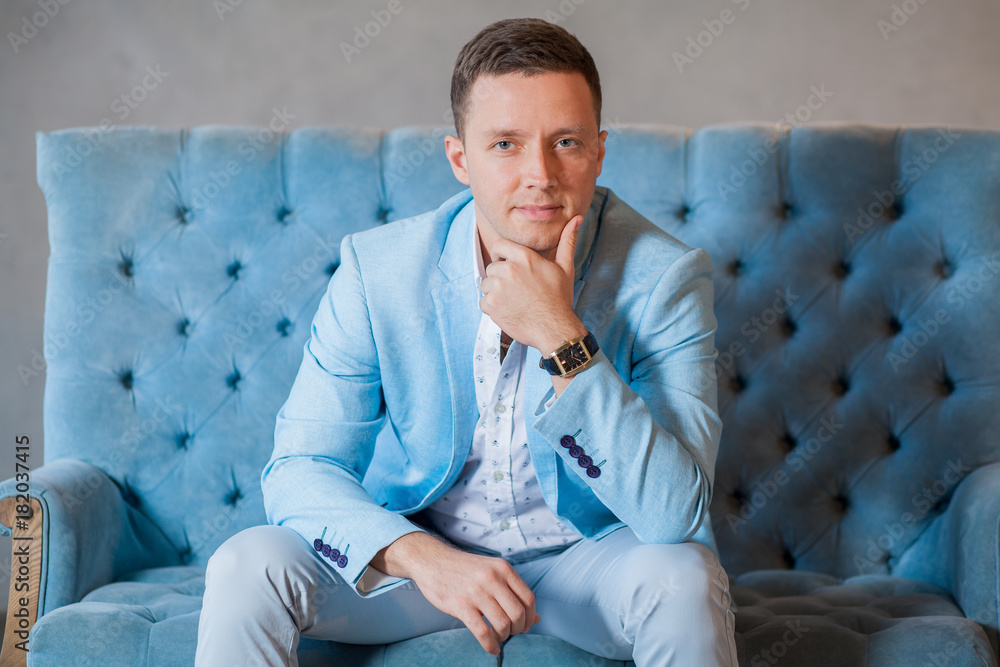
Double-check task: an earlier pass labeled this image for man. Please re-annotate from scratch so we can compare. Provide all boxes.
[196,17,737,666]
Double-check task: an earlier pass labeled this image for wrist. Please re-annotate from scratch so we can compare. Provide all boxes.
[539,318,588,357]
[372,530,447,580]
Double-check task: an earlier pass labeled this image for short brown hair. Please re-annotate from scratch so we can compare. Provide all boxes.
[450,18,602,141]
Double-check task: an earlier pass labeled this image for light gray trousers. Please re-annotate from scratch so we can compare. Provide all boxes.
[195,522,738,666]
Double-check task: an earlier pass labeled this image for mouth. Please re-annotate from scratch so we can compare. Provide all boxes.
[516,204,561,221]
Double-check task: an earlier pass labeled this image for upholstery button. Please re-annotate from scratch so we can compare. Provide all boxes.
[500,519,510,530]
[495,403,506,414]
[586,465,601,478]
[313,539,323,551]
[560,435,576,448]
[568,444,582,458]
[833,260,850,279]
[493,470,504,481]
[321,544,331,557]
[577,455,592,467]
[781,316,796,338]
[337,554,348,568]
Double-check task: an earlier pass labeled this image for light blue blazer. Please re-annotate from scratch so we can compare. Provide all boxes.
[262,185,723,597]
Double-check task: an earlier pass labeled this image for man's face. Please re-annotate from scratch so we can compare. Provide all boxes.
[445,71,607,264]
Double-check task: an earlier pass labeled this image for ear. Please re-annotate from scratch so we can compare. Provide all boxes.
[595,129,608,179]
[444,134,470,185]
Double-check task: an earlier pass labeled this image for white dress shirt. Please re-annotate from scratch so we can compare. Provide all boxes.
[421,213,584,561]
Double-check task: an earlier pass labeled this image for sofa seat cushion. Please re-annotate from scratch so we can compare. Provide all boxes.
[731,570,995,666]
[24,565,997,666]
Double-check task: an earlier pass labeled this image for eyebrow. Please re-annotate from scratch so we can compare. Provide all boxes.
[482,124,588,140]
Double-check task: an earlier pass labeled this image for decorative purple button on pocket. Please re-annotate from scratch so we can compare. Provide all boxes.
[313,539,323,551]
[337,554,349,568]
[330,548,340,559]
[568,444,583,458]
[577,455,592,467]
[560,435,576,448]
[321,544,331,557]
[587,465,601,478]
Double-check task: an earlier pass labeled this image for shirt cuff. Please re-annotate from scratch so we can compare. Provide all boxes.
[356,563,411,596]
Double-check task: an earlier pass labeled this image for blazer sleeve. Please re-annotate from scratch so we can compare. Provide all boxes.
[261,233,430,598]
[530,247,722,543]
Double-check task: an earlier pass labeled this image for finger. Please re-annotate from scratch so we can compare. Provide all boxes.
[492,586,528,636]
[555,214,583,276]
[461,609,501,655]
[481,596,514,642]
[505,571,538,633]
[484,258,509,278]
[490,237,531,263]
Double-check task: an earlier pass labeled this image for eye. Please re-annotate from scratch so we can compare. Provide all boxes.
[558,138,580,147]
[494,140,514,150]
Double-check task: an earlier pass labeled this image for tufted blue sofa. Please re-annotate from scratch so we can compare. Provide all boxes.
[1,121,999,666]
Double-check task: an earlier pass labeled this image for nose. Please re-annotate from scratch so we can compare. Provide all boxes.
[524,146,557,188]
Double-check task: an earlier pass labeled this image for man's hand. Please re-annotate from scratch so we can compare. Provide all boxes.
[370,531,540,655]
[479,214,587,356]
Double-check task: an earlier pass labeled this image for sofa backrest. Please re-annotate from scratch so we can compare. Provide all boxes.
[35,123,1000,575]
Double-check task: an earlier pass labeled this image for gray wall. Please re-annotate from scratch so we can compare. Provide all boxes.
[1,0,998,614]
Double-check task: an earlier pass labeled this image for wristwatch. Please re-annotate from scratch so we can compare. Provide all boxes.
[539,331,600,377]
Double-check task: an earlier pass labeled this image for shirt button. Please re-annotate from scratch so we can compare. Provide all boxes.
[487,346,497,354]
[495,403,506,414]
[500,519,510,530]
[493,470,504,481]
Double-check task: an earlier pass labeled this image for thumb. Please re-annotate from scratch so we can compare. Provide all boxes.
[555,214,583,276]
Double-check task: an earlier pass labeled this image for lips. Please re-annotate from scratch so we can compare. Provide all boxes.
[516,204,561,221]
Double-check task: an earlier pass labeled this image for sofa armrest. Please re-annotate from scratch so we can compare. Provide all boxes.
[895,462,1000,659]
[0,458,179,614]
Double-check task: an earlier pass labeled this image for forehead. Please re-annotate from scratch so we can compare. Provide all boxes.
[464,71,596,133]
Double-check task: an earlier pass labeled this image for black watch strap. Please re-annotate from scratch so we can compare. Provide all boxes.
[539,331,599,376]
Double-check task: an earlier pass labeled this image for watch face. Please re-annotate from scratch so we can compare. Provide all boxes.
[560,341,590,372]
